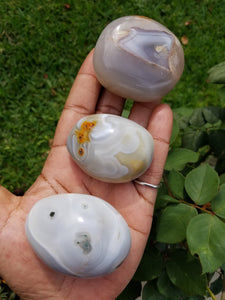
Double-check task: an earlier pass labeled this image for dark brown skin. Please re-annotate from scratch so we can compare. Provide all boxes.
[0,50,173,300]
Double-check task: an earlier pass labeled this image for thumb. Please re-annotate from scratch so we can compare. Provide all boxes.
[0,186,20,233]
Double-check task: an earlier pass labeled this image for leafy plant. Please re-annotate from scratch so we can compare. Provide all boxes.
[118,105,225,299]
[0,280,18,300]
[208,62,225,85]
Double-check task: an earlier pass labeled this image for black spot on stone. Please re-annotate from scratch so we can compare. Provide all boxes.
[49,211,55,218]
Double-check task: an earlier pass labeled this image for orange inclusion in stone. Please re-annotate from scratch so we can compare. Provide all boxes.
[75,121,97,144]
[78,147,85,156]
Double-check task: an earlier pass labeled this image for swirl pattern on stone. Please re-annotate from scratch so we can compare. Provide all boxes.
[93,15,184,102]
[67,114,154,183]
[25,193,131,277]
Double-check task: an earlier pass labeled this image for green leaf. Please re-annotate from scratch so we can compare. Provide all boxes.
[157,194,180,205]
[174,107,194,118]
[208,129,225,157]
[155,194,180,210]
[155,183,171,209]
[182,128,208,151]
[142,282,168,300]
[156,203,198,243]
[208,61,225,84]
[166,249,207,296]
[168,170,185,198]
[165,148,199,171]
[134,248,163,281]
[185,164,219,205]
[189,108,205,127]
[116,280,141,300]
[175,114,190,130]
[220,173,225,185]
[211,184,225,219]
[202,107,221,124]
[187,214,225,273]
[170,118,179,145]
[157,271,187,299]
[198,145,211,158]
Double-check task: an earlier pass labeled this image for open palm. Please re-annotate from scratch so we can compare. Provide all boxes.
[0,50,173,300]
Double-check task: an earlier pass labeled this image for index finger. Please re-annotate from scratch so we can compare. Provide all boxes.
[53,49,101,146]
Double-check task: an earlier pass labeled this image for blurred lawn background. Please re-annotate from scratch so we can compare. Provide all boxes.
[1,0,225,193]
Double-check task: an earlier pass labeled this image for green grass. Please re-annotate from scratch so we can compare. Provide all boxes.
[1,0,225,193]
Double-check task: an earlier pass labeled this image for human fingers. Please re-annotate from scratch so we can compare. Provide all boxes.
[53,49,101,146]
[134,103,173,199]
[128,99,161,128]
[96,89,125,116]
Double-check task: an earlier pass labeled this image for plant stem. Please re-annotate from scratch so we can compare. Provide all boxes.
[179,199,212,214]
[207,285,217,300]
[163,176,213,214]
[162,175,173,197]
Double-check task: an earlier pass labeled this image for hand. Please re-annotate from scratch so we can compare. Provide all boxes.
[0,49,173,300]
